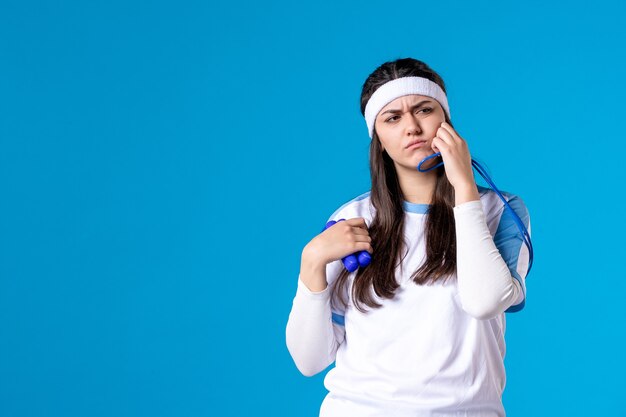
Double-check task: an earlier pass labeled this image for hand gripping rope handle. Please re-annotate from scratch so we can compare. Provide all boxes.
[418,152,534,275]
[320,220,372,273]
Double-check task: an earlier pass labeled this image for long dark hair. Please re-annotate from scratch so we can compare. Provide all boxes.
[332,57,460,314]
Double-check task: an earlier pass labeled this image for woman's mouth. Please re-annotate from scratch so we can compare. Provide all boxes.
[406,140,427,149]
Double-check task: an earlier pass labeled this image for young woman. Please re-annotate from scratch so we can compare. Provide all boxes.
[285,57,532,417]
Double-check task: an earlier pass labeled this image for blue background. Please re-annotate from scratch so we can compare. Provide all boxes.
[1,0,625,416]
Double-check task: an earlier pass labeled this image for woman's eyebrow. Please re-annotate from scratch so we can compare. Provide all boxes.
[380,100,433,116]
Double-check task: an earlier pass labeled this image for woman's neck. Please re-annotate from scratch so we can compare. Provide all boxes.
[396,164,438,205]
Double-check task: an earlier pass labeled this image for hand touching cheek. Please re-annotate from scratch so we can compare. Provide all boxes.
[431,122,476,190]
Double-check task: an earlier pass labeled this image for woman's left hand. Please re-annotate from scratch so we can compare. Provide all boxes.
[431,121,476,190]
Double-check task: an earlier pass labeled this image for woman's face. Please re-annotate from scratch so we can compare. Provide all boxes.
[374,94,446,171]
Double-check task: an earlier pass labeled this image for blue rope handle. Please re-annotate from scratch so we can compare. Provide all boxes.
[417,152,533,275]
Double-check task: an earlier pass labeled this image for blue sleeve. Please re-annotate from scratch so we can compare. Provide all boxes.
[493,194,531,313]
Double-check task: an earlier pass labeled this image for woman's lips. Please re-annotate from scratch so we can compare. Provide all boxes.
[406,141,427,149]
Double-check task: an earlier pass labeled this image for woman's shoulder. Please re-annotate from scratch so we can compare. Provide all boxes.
[477,185,529,221]
[326,190,374,226]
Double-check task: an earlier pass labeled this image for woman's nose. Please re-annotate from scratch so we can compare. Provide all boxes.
[405,114,421,133]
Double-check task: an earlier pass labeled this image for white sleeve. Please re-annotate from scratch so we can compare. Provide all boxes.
[453,199,526,320]
[285,266,345,377]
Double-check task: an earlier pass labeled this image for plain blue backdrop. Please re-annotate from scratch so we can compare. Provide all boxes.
[1,0,625,416]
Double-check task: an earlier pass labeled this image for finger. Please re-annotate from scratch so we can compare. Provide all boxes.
[345,217,369,230]
[431,138,440,153]
[432,136,450,152]
[436,125,455,144]
[352,226,370,236]
[441,122,463,142]
[352,232,372,242]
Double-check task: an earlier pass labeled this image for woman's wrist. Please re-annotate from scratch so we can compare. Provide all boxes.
[301,245,328,272]
[454,182,480,207]
[299,250,328,293]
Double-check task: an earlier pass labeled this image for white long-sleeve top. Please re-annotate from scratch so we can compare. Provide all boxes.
[285,186,532,417]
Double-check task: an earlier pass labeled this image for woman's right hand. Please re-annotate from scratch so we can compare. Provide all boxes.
[302,217,373,267]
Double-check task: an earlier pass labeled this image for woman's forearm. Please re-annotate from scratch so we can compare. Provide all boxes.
[285,264,341,376]
[453,198,522,320]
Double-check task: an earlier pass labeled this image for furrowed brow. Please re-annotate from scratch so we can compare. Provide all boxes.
[380,100,433,116]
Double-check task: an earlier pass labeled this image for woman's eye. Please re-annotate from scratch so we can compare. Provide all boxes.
[385,107,433,123]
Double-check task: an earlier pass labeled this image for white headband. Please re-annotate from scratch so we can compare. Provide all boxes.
[364,76,451,139]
